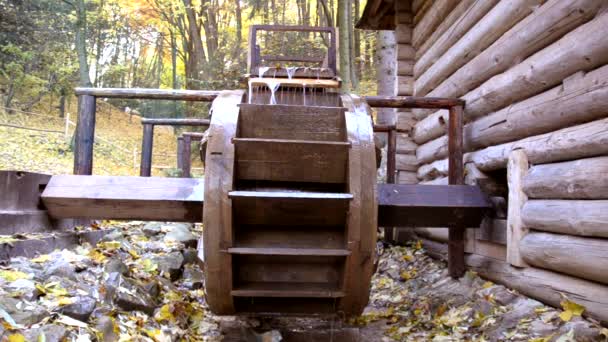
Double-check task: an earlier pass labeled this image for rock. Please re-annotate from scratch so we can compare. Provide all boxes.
[7,279,40,301]
[164,223,197,247]
[105,272,156,314]
[143,222,163,237]
[95,316,119,342]
[182,248,199,265]
[100,230,124,242]
[61,296,97,321]
[146,252,184,280]
[559,320,603,342]
[183,265,204,289]
[43,258,76,280]
[0,297,48,326]
[23,324,69,342]
[104,257,130,276]
[143,280,160,298]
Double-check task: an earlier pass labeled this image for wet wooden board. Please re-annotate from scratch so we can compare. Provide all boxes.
[248,77,341,89]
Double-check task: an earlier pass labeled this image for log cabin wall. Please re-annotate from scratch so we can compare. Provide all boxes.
[401,0,608,323]
[393,2,419,185]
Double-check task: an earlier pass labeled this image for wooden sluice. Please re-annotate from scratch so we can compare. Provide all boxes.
[38,25,491,316]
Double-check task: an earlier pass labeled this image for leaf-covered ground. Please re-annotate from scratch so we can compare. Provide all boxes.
[0,100,202,177]
[0,222,605,342]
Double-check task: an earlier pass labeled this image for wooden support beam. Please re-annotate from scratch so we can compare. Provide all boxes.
[41,175,204,222]
[75,88,220,101]
[377,184,490,227]
[448,104,465,278]
[387,129,397,183]
[364,96,464,109]
[506,150,529,267]
[140,124,154,177]
[522,200,608,238]
[177,136,184,172]
[74,95,96,175]
[183,134,192,178]
[141,118,210,126]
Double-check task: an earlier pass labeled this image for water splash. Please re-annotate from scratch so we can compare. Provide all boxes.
[285,67,299,80]
[258,66,270,78]
[262,79,281,105]
[302,83,307,106]
[248,80,254,104]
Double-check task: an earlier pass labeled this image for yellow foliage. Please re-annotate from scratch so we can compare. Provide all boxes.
[31,254,52,263]
[559,299,585,322]
[8,334,26,342]
[0,270,30,282]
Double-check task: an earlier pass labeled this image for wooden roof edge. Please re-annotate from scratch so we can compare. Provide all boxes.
[356,0,397,30]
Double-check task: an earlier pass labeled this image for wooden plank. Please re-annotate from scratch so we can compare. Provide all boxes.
[232,195,349,227]
[238,104,346,141]
[233,137,350,147]
[412,0,460,49]
[522,200,608,238]
[74,95,96,175]
[231,282,345,298]
[234,137,349,184]
[41,175,203,222]
[229,191,352,200]
[506,150,529,267]
[75,88,220,101]
[523,156,608,199]
[234,225,345,249]
[227,247,350,256]
[248,77,340,89]
[377,184,490,227]
[251,66,335,78]
[201,90,245,314]
[234,254,343,284]
[364,96,464,109]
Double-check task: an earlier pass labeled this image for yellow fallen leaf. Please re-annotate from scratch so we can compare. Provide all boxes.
[31,254,51,263]
[400,271,412,281]
[534,306,549,314]
[128,249,140,259]
[559,310,573,322]
[8,334,25,342]
[559,299,585,322]
[0,270,30,282]
[482,281,493,289]
[142,259,158,274]
[155,304,174,322]
[88,249,107,264]
[402,254,413,262]
[415,240,422,250]
[57,297,74,306]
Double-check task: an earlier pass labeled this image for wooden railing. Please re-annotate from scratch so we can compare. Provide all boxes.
[73,88,219,176]
[364,95,466,278]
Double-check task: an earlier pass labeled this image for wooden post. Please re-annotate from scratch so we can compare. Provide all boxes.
[73,95,96,175]
[140,124,154,177]
[177,136,185,173]
[183,135,192,178]
[507,149,529,267]
[448,104,465,278]
[384,128,397,242]
[328,27,337,75]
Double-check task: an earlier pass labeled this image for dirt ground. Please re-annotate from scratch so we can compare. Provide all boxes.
[0,222,606,341]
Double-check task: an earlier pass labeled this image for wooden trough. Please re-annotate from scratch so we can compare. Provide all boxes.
[37,25,491,316]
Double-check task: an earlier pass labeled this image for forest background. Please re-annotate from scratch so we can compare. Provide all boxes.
[0,0,384,119]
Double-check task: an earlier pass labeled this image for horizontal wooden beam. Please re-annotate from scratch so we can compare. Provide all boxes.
[42,175,204,222]
[75,88,220,101]
[141,118,210,126]
[378,184,491,227]
[261,55,324,63]
[364,96,465,109]
[42,177,491,228]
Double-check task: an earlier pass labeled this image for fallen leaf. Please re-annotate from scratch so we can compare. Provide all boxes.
[31,254,52,263]
[0,270,30,282]
[559,299,585,322]
[8,334,26,342]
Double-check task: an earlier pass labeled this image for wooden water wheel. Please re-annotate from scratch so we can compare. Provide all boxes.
[199,90,378,316]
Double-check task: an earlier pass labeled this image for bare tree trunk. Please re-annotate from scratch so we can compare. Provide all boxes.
[376,30,396,125]
[338,0,352,91]
[75,0,92,87]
